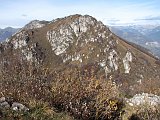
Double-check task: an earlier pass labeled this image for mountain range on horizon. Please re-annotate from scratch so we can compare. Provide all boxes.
[110,25,160,58]
[0,27,19,42]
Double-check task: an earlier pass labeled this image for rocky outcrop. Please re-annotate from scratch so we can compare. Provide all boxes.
[123,51,132,73]
[21,43,45,63]
[47,26,74,55]
[46,15,109,55]
[70,15,96,36]
[108,49,119,71]
[12,102,29,111]
[0,97,29,111]
[11,31,29,49]
[23,20,47,30]
[0,97,10,108]
[126,93,160,106]
[46,15,98,55]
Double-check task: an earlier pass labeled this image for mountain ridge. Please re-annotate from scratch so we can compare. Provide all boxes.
[2,14,159,88]
[0,14,160,120]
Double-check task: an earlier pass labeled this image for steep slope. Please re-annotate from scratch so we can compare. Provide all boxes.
[1,14,160,95]
[0,14,160,120]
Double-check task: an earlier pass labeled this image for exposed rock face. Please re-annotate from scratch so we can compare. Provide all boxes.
[23,20,48,30]
[46,15,122,78]
[123,51,132,73]
[46,15,100,55]
[126,93,160,106]
[11,31,29,49]
[108,49,119,71]
[70,15,95,36]
[21,43,45,63]
[47,26,74,55]
[0,97,29,111]
[2,26,45,63]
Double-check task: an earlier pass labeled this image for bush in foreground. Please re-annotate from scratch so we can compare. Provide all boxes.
[51,65,124,119]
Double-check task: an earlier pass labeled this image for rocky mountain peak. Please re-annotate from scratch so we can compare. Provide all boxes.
[0,14,160,119]
[47,15,108,55]
[1,14,160,95]
[22,20,48,30]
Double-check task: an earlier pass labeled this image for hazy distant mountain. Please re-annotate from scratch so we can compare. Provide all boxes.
[110,26,150,45]
[110,25,160,58]
[0,27,19,42]
[145,26,160,41]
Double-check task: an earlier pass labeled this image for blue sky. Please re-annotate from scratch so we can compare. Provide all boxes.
[1,0,160,28]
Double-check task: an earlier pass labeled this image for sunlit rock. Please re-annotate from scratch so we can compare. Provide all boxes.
[123,51,132,73]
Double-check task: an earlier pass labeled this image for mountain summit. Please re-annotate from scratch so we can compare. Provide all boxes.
[1,14,160,94]
[0,14,160,119]
[22,20,49,30]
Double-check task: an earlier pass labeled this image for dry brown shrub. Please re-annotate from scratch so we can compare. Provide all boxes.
[51,64,124,119]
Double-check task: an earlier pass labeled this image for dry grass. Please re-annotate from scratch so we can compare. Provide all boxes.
[123,104,160,120]
[51,64,124,119]
[0,53,124,119]
[132,79,160,95]
[0,52,159,120]
[0,99,74,120]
